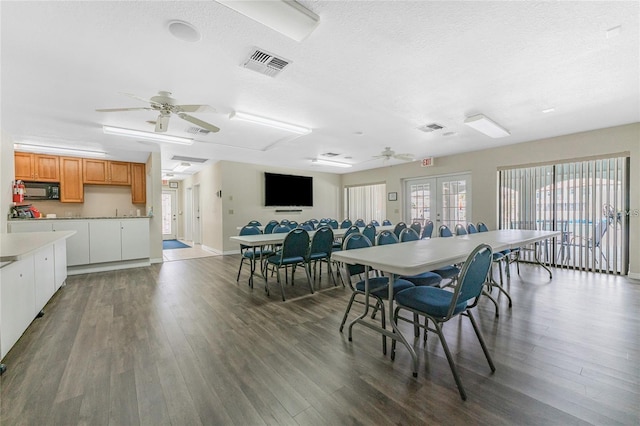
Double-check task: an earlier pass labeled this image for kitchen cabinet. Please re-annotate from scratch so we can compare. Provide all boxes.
[54,242,67,289]
[83,159,131,185]
[121,220,150,260]
[9,220,91,267]
[0,257,35,359]
[52,221,90,266]
[131,162,146,204]
[34,245,55,313]
[89,220,122,263]
[14,152,60,182]
[59,157,83,203]
[90,219,149,263]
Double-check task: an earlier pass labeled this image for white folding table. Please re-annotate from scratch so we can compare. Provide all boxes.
[331,229,561,376]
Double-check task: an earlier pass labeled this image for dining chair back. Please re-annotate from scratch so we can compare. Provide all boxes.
[467,223,478,234]
[382,219,392,226]
[399,228,420,242]
[439,225,453,238]
[455,224,467,236]
[477,222,489,232]
[272,224,291,233]
[370,219,380,226]
[362,224,376,245]
[306,226,336,286]
[421,220,434,239]
[328,219,339,229]
[236,225,272,283]
[264,228,313,301]
[342,225,361,247]
[247,220,261,226]
[392,243,495,400]
[354,219,366,227]
[340,219,353,229]
[376,230,399,245]
[264,220,279,235]
[393,222,407,237]
[410,221,422,235]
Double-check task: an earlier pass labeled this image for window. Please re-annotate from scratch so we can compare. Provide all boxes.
[344,183,386,223]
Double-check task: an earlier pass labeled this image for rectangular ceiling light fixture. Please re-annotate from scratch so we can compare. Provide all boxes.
[103,125,194,145]
[311,158,352,168]
[216,0,319,42]
[229,111,311,135]
[173,162,191,172]
[14,143,107,158]
[464,114,510,138]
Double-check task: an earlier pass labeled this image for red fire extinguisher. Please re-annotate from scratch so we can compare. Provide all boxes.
[13,180,24,203]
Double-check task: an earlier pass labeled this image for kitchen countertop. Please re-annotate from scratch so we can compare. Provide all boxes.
[9,216,151,221]
[0,231,76,263]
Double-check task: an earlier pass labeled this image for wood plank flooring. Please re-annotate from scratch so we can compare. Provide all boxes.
[1,256,639,425]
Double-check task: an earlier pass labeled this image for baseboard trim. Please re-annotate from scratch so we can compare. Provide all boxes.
[628,272,640,281]
[68,259,151,275]
[201,245,223,255]
[150,257,163,264]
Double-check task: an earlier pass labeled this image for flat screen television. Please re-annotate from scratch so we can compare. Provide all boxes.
[264,172,313,207]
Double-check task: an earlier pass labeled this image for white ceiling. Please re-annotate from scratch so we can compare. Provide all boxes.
[2,1,638,178]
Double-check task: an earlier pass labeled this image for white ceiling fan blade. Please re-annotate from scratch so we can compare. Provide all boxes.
[121,92,162,107]
[96,107,152,112]
[394,154,415,161]
[155,114,170,132]
[175,104,216,113]
[177,113,220,133]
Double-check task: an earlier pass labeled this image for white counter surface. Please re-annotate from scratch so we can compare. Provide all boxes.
[0,231,75,263]
[9,216,149,221]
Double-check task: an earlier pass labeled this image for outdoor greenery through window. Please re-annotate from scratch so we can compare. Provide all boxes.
[344,183,386,224]
[499,155,629,274]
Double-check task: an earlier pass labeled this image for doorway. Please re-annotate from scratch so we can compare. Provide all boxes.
[404,173,472,234]
[161,190,177,241]
[193,184,201,245]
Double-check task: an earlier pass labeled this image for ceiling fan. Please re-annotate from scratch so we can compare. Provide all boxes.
[96,91,220,133]
[373,146,415,162]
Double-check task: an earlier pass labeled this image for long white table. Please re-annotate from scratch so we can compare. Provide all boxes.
[330,229,561,376]
[230,225,395,286]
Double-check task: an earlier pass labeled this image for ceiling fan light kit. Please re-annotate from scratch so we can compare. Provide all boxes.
[215,0,320,42]
[311,158,352,168]
[103,125,194,145]
[229,111,311,135]
[464,114,510,138]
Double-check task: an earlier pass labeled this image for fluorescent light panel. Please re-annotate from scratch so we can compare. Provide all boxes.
[311,158,352,168]
[230,111,311,135]
[14,143,106,158]
[463,114,510,138]
[173,162,191,172]
[103,125,194,145]
[215,0,319,42]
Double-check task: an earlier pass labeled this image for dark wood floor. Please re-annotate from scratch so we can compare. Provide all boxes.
[1,255,638,425]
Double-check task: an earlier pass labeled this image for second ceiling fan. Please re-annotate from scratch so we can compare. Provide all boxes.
[96,90,220,133]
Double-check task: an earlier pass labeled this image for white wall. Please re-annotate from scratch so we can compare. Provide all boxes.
[342,123,640,277]
[146,152,163,263]
[1,130,14,233]
[181,160,342,253]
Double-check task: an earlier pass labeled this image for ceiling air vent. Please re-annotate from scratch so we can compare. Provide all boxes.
[417,123,445,133]
[171,155,208,163]
[185,126,211,135]
[243,48,291,77]
[321,152,340,157]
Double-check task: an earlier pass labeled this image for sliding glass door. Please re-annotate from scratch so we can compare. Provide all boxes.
[499,156,629,274]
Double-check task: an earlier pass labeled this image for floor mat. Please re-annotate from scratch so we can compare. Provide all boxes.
[163,240,191,250]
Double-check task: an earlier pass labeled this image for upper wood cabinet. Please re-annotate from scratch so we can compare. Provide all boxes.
[59,157,84,203]
[14,152,60,182]
[83,159,131,185]
[130,163,146,205]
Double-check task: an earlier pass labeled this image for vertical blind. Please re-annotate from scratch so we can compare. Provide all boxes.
[344,183,386,224]
[499,156,629,274]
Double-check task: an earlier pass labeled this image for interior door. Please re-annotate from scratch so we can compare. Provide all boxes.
[193,184,201,245]
[405,174,472,235]
[162,190,177,241]
[185,187,193,241]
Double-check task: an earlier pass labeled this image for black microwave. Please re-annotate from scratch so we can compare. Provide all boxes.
[24,182,60,200]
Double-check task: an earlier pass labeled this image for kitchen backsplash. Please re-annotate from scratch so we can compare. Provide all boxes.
[24,185,143,218]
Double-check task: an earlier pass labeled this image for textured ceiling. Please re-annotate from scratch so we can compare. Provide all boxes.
[2,1,638,178]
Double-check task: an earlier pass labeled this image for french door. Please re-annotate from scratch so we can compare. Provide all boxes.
[161,190,177,241]
[405,174,472,234]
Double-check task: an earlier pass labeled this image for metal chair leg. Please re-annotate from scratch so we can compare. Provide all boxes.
[432,319,467,401]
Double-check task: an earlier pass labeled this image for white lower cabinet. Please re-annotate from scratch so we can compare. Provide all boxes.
[34,245,55,313]
[54,242,67,289]
[89,220,122,263]
[0,257,35,359]
[52,221,89,266]
[121,220,150,260]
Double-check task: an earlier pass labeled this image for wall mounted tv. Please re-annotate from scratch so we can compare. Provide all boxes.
[264,172,313,207]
